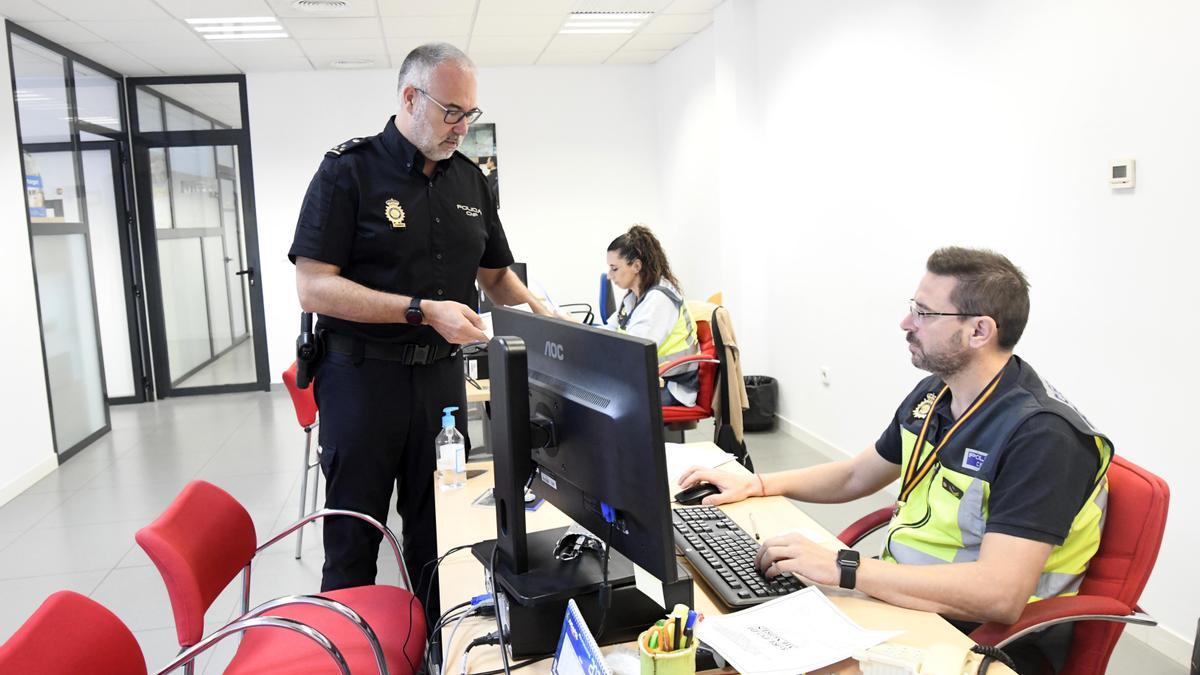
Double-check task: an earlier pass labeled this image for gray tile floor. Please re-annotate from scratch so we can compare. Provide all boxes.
[0,390,1185,673]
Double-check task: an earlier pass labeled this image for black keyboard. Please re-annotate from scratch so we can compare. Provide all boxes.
[672,506,805,608]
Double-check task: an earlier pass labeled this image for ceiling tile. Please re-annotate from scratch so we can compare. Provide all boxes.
[209,38,308,59]
[126,52,239,75]
[381,15,474,37]
[621,32,689,50]
[153,0,275,19]
[472,13,563,36]
[297,37,387,57]
[661,0,722,13]
[537,51,610,65]
[77,19,199,43]
[378,0,476,16]
[386,36,469,58]
[477,0,569,15]
[282,17,381,39]
[640,12,710,34]
[14,20,105,44]
[267,0,380,19]
[35,0,171,21]
[467,35,547,53]
[605,49,668,64]
[542,33,628,53]
[216,52,313,71]
[63,42,161,75]
[0,0,66,21]
[119,39,227,62]
[468,51,538,67]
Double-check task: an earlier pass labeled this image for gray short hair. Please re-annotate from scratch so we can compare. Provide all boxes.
[397,43,475,94]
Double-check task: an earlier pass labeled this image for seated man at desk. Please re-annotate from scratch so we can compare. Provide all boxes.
[679,247,1112,673]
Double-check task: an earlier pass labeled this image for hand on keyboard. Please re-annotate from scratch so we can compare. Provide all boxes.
[755,531,840,587]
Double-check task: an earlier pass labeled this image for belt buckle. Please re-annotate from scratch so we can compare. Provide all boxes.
[412,344,430,365]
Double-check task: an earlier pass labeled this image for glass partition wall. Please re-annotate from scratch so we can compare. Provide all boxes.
[6,24,150,459]
[128,77,268,396]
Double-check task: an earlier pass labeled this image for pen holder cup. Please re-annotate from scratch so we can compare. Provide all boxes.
[638,629,697,675]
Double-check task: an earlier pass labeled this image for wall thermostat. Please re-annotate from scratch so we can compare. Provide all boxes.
[1110,159,1135,189]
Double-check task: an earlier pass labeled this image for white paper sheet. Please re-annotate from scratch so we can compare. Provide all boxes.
[694,586,900,674]
[663,442,737,489]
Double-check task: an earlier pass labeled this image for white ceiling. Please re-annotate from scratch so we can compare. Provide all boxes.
[0,0,722,76]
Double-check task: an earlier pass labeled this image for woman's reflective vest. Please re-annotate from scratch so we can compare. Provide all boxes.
[882,357,1113,602]
[616,283,700,392]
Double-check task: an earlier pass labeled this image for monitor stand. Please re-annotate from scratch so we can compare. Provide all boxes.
[472,528,693,659]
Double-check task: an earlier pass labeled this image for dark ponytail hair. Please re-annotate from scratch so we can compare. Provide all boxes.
[607,224,680,294]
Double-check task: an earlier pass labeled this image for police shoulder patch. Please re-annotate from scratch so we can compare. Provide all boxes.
[325,136,370,158]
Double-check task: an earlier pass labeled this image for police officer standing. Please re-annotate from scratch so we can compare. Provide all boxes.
[288,43,553,619]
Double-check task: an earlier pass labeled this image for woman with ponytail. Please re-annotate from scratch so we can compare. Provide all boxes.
[605,224,701,407]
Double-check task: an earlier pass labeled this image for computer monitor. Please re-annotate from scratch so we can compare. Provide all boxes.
[489,307,677,582]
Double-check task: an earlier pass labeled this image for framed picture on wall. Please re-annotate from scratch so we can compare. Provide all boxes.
[461,123,499,207]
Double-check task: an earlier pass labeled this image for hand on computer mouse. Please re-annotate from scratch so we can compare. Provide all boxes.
[676,467,760,506]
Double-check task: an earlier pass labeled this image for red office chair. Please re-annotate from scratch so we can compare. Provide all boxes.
[0,590,353,674]
[660,315,720,435]
[283,361,320,559]
[838,455,1169,675]
[136,480,425,675]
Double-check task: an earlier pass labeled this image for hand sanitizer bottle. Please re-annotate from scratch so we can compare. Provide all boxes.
[436,406,466,491]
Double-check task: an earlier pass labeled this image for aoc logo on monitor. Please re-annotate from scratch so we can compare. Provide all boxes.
[544,341,565,360]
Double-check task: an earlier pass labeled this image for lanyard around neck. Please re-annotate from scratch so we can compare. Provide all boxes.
[898,368,1006,504]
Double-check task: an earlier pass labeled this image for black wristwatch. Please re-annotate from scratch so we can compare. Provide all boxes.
[405,297,424,325]
[837,549,860,590]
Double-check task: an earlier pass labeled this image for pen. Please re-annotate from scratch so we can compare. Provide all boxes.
[674,616,682,651]
[749,512,760,541]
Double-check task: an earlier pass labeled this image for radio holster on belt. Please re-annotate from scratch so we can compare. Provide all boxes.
[295,311,324,389]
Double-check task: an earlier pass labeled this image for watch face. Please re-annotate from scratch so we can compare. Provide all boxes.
[406,305,423,325]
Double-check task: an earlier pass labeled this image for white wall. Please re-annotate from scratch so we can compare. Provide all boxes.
[654,0,1198,660]
[247,64,661,379]
[0,24,59,505]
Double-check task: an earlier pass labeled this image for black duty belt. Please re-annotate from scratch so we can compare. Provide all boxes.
[326,333,459,366]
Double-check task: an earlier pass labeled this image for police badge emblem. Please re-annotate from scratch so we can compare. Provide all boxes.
[911,392,937,420]
[385,198,406,229]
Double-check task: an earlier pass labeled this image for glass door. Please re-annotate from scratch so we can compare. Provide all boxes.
[129,77,268,396]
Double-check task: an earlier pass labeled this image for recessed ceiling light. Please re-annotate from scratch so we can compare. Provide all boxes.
[330,58,374,69]
[292,0,351,12]
[559,11,652,35]
[186,17,288,40]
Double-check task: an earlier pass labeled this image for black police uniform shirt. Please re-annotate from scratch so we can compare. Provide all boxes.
[288,116,514,345]
[875,357,1101,547]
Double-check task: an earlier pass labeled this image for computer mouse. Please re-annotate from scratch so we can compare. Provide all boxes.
[674,482,721,506]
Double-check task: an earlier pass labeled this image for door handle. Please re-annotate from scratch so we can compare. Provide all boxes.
[235,266,255,286]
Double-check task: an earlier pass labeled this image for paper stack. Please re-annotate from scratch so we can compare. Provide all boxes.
[695,587,899,674]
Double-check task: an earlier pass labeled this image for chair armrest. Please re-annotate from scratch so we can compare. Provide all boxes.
[970,594,1157,647]
[259,508,411,591]
[659,354,721,377]
[243,595,387,675]
[837,506,894,547]
[153,615,349,675]
[556,303,594,325]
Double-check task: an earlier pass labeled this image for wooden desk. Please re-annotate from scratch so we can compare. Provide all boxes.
[466,378,490,404]
[433,445,1010,674]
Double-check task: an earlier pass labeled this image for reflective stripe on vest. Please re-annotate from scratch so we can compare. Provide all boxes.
[883,427,1112,602]
[616,285,699,373]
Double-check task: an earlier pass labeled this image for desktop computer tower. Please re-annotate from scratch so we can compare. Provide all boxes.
[473,529,694,658]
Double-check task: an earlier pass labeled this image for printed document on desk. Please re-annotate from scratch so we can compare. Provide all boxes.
[695,586,898,674]
[664,442,736,488]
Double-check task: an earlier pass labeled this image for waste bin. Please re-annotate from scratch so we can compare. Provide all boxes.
[743,375,778,432]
